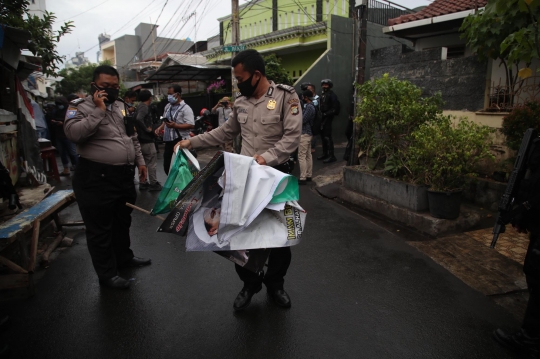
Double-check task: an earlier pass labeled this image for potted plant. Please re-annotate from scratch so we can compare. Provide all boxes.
[407,117,495,219]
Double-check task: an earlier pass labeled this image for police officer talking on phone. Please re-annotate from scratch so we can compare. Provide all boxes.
[175,49,302,311]
[64,65,150,289]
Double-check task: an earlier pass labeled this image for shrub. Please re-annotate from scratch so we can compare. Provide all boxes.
[407,117,495,192]
[355,74,444,178]
[501,101,540,151]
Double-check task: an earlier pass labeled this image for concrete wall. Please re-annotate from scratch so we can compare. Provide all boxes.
[370,44,487,112]
[114,35,140,81]
[294,15,355,142]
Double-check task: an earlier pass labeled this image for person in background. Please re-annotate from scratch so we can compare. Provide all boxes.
[123,91,137,117]
[493,139,540,358]
[30,98,48,139]
[298,90,315,185]
[135,90,161,191]
[212,96,233,152]
[154,85,194,175]
[318,79,340,163]
[307,84,319,154]
[51,95,78,176]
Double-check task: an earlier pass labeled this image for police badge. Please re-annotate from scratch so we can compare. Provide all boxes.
[290,104,299,115]
[267,99,276,110]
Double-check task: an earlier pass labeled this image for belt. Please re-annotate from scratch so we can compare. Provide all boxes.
[78,157,135,175]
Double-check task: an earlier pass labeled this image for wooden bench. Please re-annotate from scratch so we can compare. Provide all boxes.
[0,190,78,296]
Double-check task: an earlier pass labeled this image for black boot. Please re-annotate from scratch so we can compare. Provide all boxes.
[233,285,262,311]
[317,154,329,161]
[323,155,337,163]
[493,328,540,358]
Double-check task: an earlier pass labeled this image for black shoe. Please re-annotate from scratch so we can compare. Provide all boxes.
[99,275,130,289]
[493,328,540,358]
[268,289,291,308]
[120,256,152,268]
[323,155,337,164]
[139,182,149,190]
[233,285,261,311]
[298,180,307,185]
[306,177,312,182]
[317,154,329,161]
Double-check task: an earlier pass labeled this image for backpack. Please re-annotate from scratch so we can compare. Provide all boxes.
[311,103,323,136]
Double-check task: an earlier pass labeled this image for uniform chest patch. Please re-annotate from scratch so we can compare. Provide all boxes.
[66,108,78,119]
[267,99,276,110]
[290,104,299,115]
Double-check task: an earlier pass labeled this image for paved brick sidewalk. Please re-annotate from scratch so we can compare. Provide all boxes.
[466,228,529,264]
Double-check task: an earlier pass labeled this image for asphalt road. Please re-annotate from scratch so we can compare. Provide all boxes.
[2,147,521,359]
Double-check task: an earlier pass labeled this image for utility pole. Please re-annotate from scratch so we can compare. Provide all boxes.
[349,0,368,166]
[231,0,240,100]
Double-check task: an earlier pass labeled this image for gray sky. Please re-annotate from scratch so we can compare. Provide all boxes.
[47,0,431,65]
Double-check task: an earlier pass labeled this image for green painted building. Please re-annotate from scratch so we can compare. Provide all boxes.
[205,0,351,82]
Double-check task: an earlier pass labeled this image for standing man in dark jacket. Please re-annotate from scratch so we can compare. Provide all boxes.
[318,79,340,164]
[51,96,78,176]
[64,65,150,289]
[135,90,161,191]
[493,137,540,358]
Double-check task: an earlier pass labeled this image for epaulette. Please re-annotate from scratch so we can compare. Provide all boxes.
[70,98,85,106]
[276,84,295,93]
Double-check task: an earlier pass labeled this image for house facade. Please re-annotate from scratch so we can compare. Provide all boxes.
[371,0,537,165]
[100,23,194,81]
[203,0,410,140]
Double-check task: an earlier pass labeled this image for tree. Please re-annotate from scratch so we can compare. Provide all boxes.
[461,0,540,108]
[263,54,293,85]
[56,64,97,96]
[0,0,74,77]
[56,61,128,98]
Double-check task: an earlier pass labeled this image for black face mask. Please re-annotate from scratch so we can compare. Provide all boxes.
[237,73,260,98]
[91,84,119,104]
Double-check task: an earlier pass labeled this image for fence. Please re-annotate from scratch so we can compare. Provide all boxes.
[486,74,540,112]
[366,0,411,26]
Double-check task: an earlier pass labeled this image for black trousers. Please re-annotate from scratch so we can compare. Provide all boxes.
[320,117,334,157]
[73,158,136,280]
[163,138,181,175]
[234,162,293,291]
[523,232,540,336]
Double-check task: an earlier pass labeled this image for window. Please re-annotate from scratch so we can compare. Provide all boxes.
[279,15,282,30]
[299,70,302,76]
[304,7,307,24]
[285,12,288,28]
[334,0,337,15]
[291,11,295,27]
[298,9,301,25]
[254,22,257,37]
[342,0,346,15]
[293,71,296,77]
[250,23,252,37]
[311,5,315,22]
[259,21,262,35]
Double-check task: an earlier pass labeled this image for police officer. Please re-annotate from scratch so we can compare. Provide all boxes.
[493,135,540,358]
[176,49,302,311]
[64,65,151,290]
[318,79,340,163]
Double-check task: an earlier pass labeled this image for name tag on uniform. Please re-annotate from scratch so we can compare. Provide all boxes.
[66,108,78,119]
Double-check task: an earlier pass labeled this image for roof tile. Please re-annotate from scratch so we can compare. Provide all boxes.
[388,0,488,26]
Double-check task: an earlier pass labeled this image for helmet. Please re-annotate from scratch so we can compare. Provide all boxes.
[300,82,312,91]
[200,108,209,116]
[321,79,333,88]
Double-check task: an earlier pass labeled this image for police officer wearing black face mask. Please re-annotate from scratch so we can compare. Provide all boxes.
[64,65,150,290]
[318,79,340,163]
